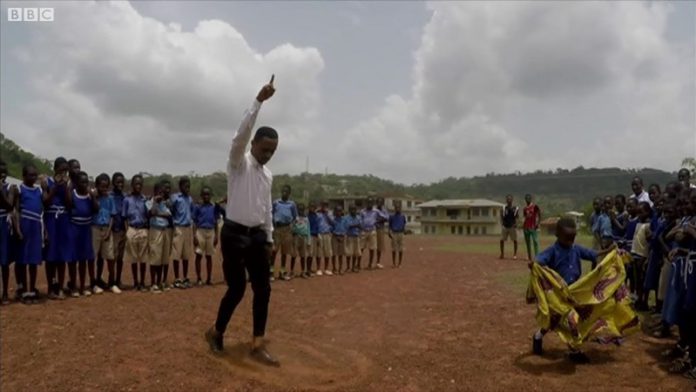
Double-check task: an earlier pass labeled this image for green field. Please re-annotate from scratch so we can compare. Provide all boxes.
[433,234,595,292]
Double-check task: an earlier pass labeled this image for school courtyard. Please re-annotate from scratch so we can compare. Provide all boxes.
[0,235,691,392]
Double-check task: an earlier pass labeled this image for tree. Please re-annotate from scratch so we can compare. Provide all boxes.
[681,157,696,172]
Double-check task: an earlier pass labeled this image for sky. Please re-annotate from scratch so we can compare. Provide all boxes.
[1,1,694,184]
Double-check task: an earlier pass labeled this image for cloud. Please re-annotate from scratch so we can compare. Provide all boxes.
[1,0,324,177]
[335,1,694,183]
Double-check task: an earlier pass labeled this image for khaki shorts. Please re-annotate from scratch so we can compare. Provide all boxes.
[346,236,361,257]
[272,225,293,255]
[148,228,172,266]
[313,233,332,258]
[363,229,377,251]
[92,226,115,260]
[171,226,193,260]
[293,235,309,258]
[657,257,671,301]
[332,235,346,257]
[112,230,126,262]
[376,227,387,252]
[501,227,517,241]
[125,227,149,264]
[391,232,404,252]
[195,228,216,257]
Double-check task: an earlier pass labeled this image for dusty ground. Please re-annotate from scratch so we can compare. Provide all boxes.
[1,235,693,392]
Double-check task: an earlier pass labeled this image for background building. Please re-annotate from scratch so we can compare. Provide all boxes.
[418,199,505,236]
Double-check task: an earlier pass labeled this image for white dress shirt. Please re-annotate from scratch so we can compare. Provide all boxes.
[629,190,652,207]
[226,99,273,242]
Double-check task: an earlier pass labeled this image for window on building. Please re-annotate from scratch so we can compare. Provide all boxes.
[467,226,471,235]
[482,208,489,216]
[407,201,412,208]
[424,226,429,234]
[451,225,456,234]
[431,225,437,234]
[474,227,479,235]
[467,209,471,220]
[446,209,459,219]
[472,207,480,216]
[407,216,412,222]
[482,226,487,235]
[458,226,463,235]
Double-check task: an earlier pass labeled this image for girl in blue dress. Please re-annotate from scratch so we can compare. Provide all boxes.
[67,171,98,297]
[0,159,16,305]
[42,157,71,299]
[14,164,44,304]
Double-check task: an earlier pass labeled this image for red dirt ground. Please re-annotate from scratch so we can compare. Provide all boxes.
[0,236,693,391]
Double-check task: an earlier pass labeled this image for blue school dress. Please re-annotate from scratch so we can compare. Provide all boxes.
[662,217,693,326]
[69,190,94,262]
[643,218,667,291]
[44,177,72,263]
[0,183,14,266]
[17,184,43,265]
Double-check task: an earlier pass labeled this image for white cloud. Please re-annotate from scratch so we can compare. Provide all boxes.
[1,0,324,177]
[335,1,694,183]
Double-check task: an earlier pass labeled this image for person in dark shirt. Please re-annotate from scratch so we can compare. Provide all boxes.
[500,195,519,260]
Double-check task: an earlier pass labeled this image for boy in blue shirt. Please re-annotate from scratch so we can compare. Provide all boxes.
[171,177,194,289]
[110,172,127,290]
[146,182,172,293]
[331,206,348,275]
[272,185,297,281]
[317,201,334,276]
[388,202,407,268]
[345,205,362,272]
[92,173,119,294]
[307,201,320,277]
[193,186,219,285]
[122,174,148,291]
[291,203,311,278]
[529,217,615,363]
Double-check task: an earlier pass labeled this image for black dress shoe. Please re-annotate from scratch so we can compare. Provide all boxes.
[532,335,543,355]
[568,350,590,364]
[250,346,280,367]
[205,327,224,354]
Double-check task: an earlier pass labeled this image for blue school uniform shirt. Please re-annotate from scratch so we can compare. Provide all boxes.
[317,211,333,234]
[536,242,598,285]
[46,177,68,216]
[612,211,627,239]
[70,191,94,225]
[623,217,639,249]
[146,198,171,229]
[308,212,320,236]
[272,199,297,226]
[122,194,148,228]
[332,215,348,236]
[345,215,362,237]
[110,190,126,232]
[170,192,193,227]
[375,207,389,229]
[92,194,117,226]
[592,212,612,239]
[360,209,379,231]
[389,213,407,233]
[193,203,217,229]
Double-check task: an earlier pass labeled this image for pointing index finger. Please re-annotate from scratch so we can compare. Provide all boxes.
[269,74,275,85]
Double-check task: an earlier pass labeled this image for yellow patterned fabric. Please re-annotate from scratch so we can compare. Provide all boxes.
[526,250,640,349]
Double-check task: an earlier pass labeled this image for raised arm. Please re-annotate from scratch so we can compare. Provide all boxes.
[264,186,273,244]
[228,76,276,169]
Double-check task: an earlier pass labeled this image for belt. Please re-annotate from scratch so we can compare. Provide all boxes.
[175,224,191,228]
[274,222,291,227]
[150,226,169,231]
[224,219,263,236]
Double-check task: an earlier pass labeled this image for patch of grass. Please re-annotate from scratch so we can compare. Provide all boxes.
[433,234,593,256]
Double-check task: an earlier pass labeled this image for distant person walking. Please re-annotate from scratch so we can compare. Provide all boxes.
[522,194,541,261]
[500,195,519,260]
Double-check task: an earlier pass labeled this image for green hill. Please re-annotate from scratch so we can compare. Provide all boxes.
[0,134,687,216]
[0,132,52,177]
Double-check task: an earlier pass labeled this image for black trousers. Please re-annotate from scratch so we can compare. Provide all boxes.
[215,220,271,337]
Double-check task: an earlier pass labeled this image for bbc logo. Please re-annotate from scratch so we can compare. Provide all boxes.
[7,8,54,22]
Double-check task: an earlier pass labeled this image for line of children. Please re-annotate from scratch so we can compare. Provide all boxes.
[0,165,226,305]
[269,191,409,280]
